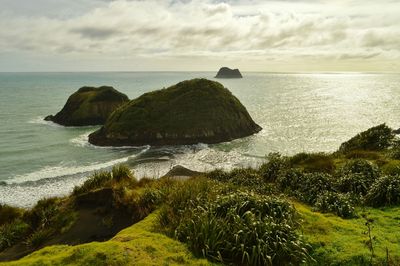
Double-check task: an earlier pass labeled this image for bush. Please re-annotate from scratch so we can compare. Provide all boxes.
[111,164,135,183]
[338,124,394,153]
[289,152,335,173]
[207,168,262,188]
[337,159,380,180]
[0,204,22,226]
[73,171,112,195]
[276,168,304,192]
[336,173,373,196]
[315,192,356,218]
[335,159,379,196]
[0,220,30,251]
[277,170,333,204]
[388,140,400,159]
[364,175,400,207]
[168,188,310,265]
[26,229,53,248]
[23,198,60,229]
[259,153,289,182]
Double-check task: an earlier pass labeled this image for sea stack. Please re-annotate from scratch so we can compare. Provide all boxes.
[215,67,243,78]
[89,79,261,146]
[45,86,129,126]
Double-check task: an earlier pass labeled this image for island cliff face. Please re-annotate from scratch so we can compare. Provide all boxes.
[45,86,129,126]
[89,79,261,146]
[215,67,243,78]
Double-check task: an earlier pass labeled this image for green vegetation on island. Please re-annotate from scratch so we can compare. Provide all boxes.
[1,124,400,265]
[89,79,261,146]
[45,86,129,126]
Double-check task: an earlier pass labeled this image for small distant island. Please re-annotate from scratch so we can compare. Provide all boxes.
[45,86,129,126]
[89,78,261,146]
[215,67,243,78]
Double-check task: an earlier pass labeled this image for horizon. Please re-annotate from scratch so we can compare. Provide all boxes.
[1,0,399,73]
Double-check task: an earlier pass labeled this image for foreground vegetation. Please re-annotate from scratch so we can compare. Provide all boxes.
[1,123,400,265]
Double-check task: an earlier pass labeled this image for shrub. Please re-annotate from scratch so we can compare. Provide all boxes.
[336,173,373,196]
[259,153,289,182]
[26,229,53,248]
[170,190,310,265]
[289,152,335,174]
[23,198,60,229]
[207,168,263,188]
[132,187,164,219]
[276,168,304,192]
[335,159,379,196]
[23,197,75,238]
[337,159,379,180]
[297,173,334,204]
[73,171,112,195]
[315,192,356,218]
[277,170,333,204]
[0,220,30,251]
[111,164,135,183]
[338,124,394,153]
[388,140,400,159]
[364,175,400,207]
[0,204,22,226]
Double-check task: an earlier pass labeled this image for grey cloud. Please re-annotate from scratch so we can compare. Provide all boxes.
[0,0,399,71]
[71,26,120,39]
[339,52,381,60]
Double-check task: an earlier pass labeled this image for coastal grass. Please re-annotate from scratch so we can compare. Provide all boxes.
[296,201,400,265]
[0,212,213,266]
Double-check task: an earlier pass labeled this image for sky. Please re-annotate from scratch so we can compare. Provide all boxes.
[0,0,399,72]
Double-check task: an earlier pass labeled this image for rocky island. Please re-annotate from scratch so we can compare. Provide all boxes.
[45,86,129,126]
[215,67,243,78]
[89,79,261,146]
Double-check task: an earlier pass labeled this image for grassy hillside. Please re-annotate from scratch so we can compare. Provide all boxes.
[2,123,400,265]
[0,212,212,266]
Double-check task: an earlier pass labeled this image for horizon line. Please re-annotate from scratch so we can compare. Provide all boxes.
[0,70,399,74]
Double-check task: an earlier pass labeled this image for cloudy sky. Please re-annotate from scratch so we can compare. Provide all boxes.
[0,0,399,72]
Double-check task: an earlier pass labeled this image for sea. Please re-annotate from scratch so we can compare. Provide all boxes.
[1,72,400,207]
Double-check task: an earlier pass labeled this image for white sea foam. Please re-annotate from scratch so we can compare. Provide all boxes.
[9,156,136,184]
[28,116,61,127]
[69,131,152,150]
[69,131,92,147]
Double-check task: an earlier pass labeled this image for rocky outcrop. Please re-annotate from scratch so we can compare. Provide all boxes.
[45,86,129,126]
[89,79,261,146]
[215,67,243,78]
[161,165,203,180]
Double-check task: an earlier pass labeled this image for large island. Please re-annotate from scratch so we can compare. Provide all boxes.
[89,78,261,146]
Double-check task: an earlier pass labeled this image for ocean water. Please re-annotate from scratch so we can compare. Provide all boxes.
[1,72,400,207]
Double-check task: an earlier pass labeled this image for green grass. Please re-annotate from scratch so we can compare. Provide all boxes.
[0,212,213,266]
[295,202,400,265]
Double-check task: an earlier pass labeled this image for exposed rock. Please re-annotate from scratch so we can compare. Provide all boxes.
[45,86,129,126]
[89,78,261,146]
[393,128,400,134]
[161,165,203,180]
[215,67,243,78]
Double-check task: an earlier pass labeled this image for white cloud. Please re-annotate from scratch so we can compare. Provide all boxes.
[0,0,399,71]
